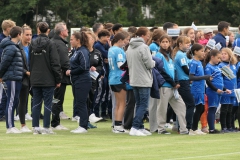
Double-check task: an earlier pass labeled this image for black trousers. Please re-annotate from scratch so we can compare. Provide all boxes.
[220,104,233,129]
[73,79,91,130]
[192,104,204,131]
[123,90,136,129]
[178,80,195,130]
[51,83,67,127]
[18,84,29,124]
[87,79,97,116]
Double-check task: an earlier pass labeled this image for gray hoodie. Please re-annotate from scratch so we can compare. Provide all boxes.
[126,37,155,87]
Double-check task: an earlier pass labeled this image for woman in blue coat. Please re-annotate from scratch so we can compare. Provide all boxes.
[66,32,91,133]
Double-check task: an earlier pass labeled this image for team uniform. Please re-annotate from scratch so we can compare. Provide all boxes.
[205,63,223,132]
[155,52,188,134]
[218,62,237,131]
[149,42,160,53]
[190,59,205,105]
[174,50,195,130]
[108,46,126,92]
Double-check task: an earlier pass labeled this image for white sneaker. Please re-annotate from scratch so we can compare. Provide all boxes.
[165,123,173,129]
[71,126,87,133]
[112,125,129,133]
[89,113,103,123]
[59,112,70,120]
[72,116,80,122]
[33,127,42,135]
[189,129,197,135]
[6,127,22,134]
[52,125,69,130]
[14,115,19,121]
[129,127,147,136]
[20,126,32,133]
[197,129,207,135]
[25,113,33,120]
[140,129,152,136]
[42,128,55,134]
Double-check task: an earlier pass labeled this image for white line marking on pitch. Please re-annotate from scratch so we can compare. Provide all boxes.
[164,152,240,160]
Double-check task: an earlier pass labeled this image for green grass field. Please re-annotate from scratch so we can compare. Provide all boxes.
[0,86,240,160]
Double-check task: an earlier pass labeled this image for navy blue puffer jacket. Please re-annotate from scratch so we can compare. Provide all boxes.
[0,37,23,81]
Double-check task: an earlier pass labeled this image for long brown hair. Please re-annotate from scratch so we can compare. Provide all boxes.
[204,49,221,64]
[147,29,165,45]
[172,36,191,59]
[221,48,237,65]
[159,34,172,61]
[72,31,90,50]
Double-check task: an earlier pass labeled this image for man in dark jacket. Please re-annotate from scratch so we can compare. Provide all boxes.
[0,19,16,121]
[50,22,70,130]
[30,22,61,134]
[0,26,23,133]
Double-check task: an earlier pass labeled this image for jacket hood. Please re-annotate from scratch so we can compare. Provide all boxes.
[0,37,15,49]
[129,37,145,49]
[32,34,49,53]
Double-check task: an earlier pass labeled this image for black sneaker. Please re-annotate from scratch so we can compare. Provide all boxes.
[209,129,221,134]
[221,128,231,133]
[159,130,171,135]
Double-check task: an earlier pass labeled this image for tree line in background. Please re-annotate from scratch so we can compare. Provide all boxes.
[0,0,239,33]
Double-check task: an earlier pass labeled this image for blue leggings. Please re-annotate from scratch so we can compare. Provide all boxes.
[207,107,217,131]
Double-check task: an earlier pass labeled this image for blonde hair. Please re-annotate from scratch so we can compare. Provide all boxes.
[221,48,237,65]
[1,19,16,31]
[172,36,191,59]
[22,24,32,33]
[85,31,97,41]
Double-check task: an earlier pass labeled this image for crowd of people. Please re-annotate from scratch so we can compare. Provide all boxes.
[0,19,240,136]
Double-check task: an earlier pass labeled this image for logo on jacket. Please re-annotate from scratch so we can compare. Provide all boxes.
[94,55,99,60]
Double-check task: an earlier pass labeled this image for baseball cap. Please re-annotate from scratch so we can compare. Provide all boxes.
[203,29,213,34]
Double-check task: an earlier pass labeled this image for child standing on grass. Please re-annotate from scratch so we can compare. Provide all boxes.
[219,48,237,133]
[204,49,231,134]
[156,35,188,135]
[108,32,129,133]
[188,43,211,135]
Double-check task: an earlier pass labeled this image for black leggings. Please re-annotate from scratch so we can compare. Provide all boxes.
[18,84,29,124]
[192,103,204,131]
[220,104,232,130]
[166,104,176,123]
[231,106,240,129]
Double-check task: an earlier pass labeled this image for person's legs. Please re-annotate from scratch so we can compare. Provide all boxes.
[237,104,240,128]
[169,95,188,134]
[111,89,116,126]
[166,105,173,123]
[5,81,22,129]
[74,81,91,130]
[93,78,104,117]
[231,106,238,129]
[208,107,217,131]
[41,87,55,128]
[157,87,171,133]
[132,87,150,130]
[114,89,126,126]
[226,104,233,129]
[51,84,66,127]
[148,97,159,132]
[32,87,43,127]
[220,104,228,130]
[101,76,109,118]
[192,104,204,131]
[0,84,7,120]
[124,89,135,130]
[200,95,208,130]
[18,84,29,125]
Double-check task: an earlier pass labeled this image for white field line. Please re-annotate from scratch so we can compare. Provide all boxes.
[164,152,240,160]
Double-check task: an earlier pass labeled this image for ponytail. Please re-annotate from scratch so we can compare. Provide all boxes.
[204,49,220,64]
[172,36,191,60]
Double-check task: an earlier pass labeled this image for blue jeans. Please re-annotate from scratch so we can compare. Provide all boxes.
[32,87,54,128]
[132,87,150,129]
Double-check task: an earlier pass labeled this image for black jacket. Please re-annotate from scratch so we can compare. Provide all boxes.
[90,48,103,75]
[51,34,70,84]
[19,42,30,86]
[0,37,23,81]
[30,34,61,87]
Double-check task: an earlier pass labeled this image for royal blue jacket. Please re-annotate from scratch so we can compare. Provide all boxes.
[212,33,226,49]
[0,37,23,81]
[70,46,91,83]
